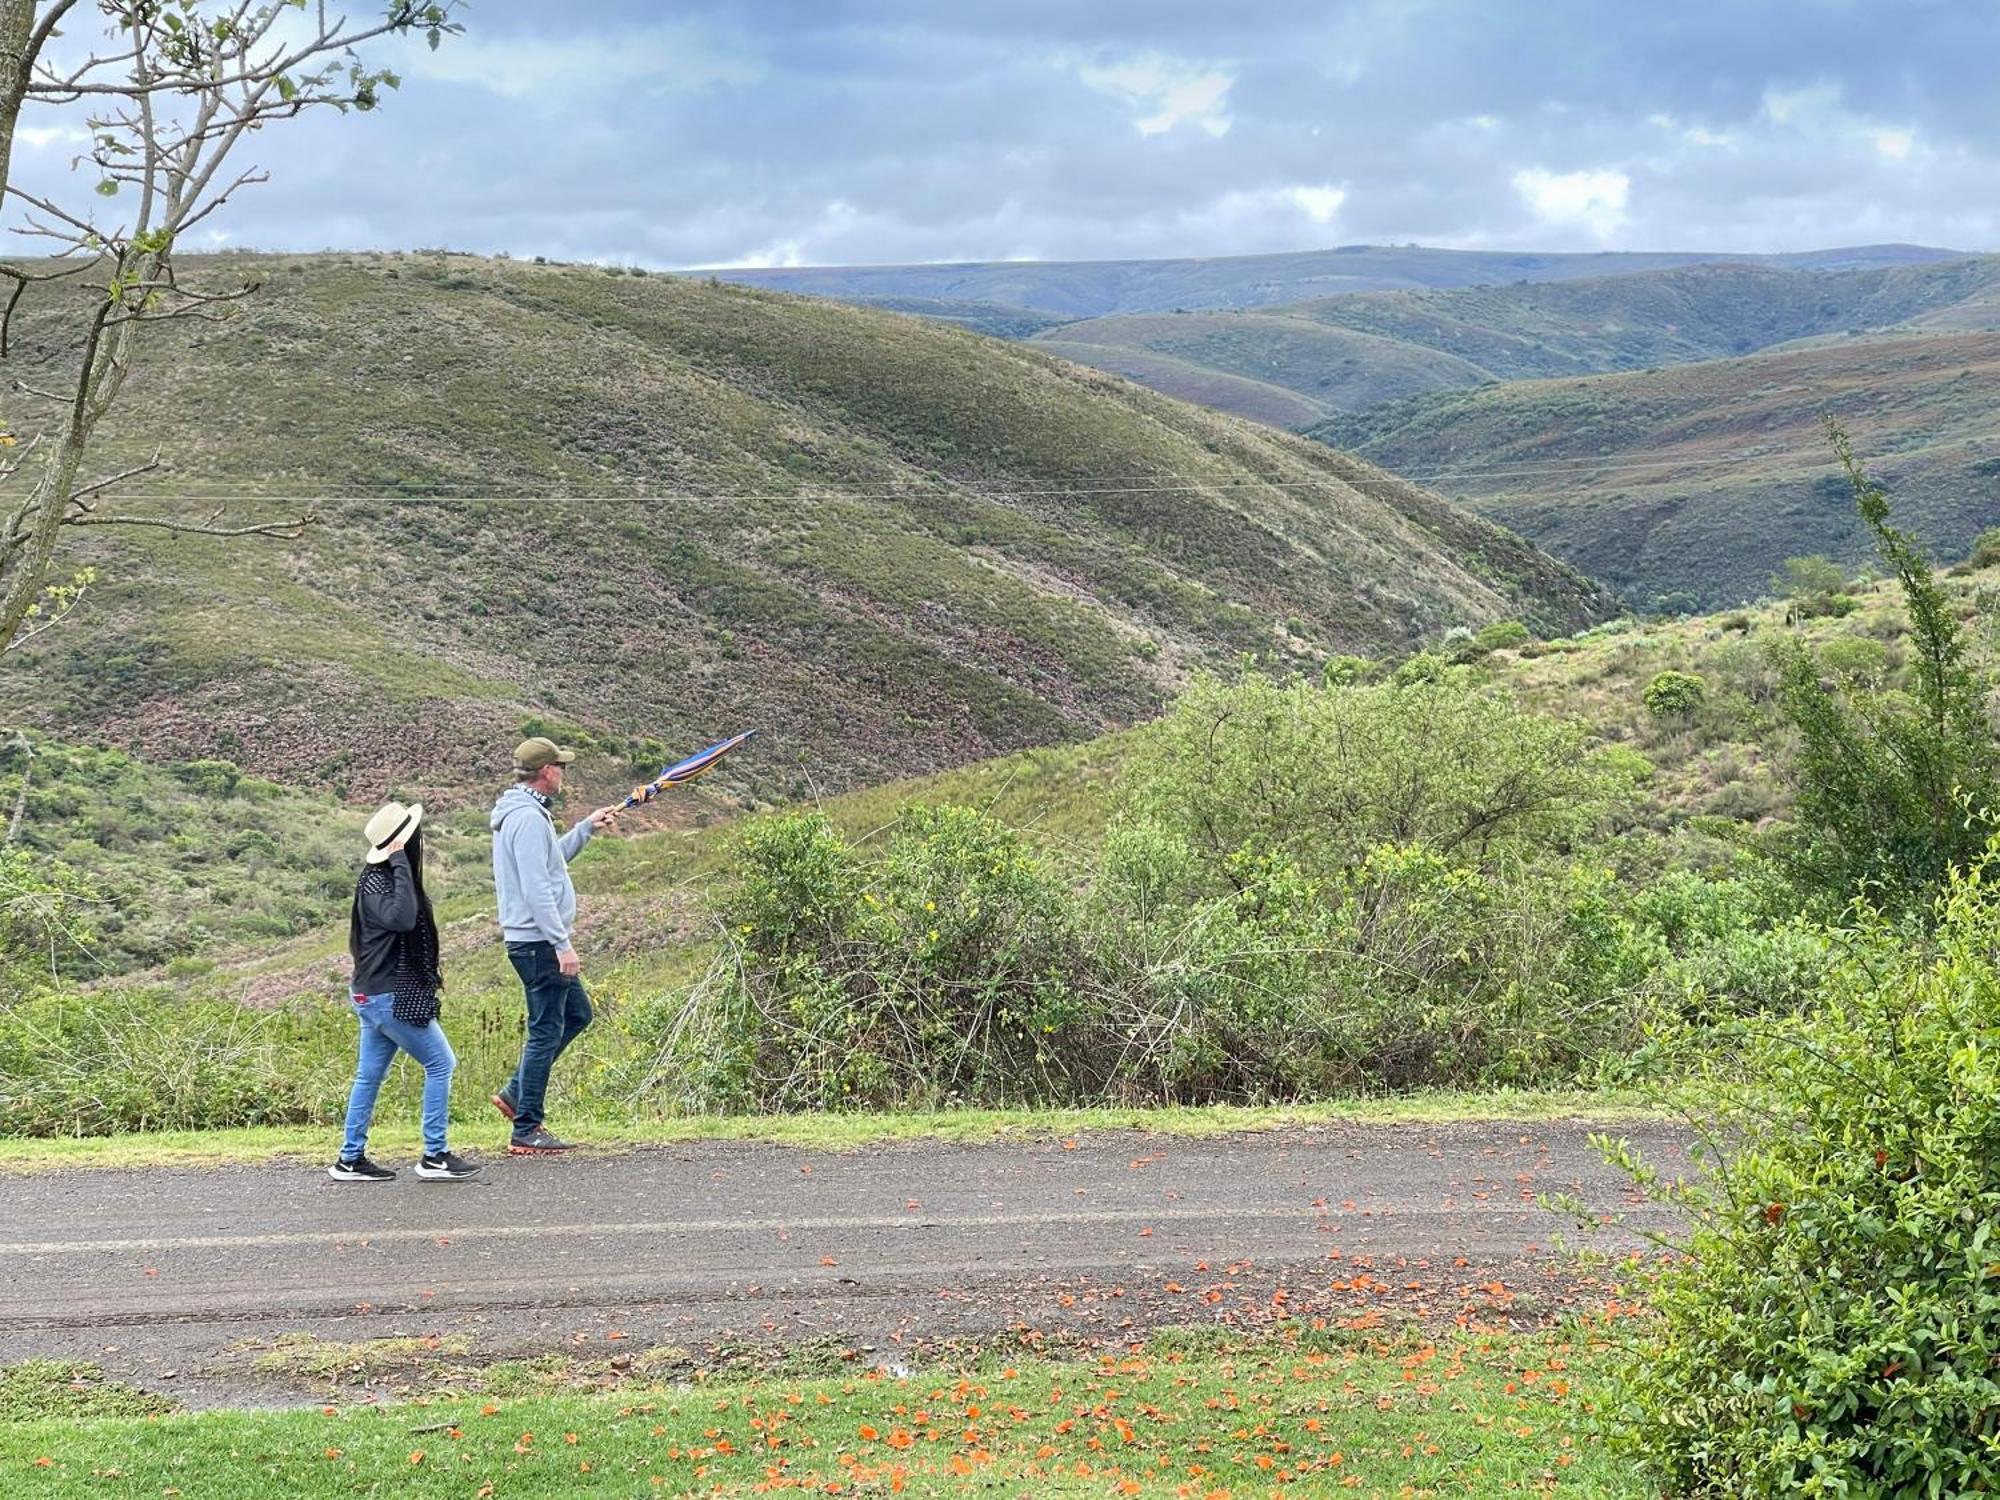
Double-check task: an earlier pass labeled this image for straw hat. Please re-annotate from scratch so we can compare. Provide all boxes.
[362,800,425,864]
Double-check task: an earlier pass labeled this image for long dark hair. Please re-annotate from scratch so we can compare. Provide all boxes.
[348,825,442,987]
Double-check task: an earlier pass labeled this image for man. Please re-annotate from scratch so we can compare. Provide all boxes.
[489,736,620,1154]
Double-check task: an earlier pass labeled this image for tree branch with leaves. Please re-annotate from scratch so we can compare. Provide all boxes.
[0,0,458,654]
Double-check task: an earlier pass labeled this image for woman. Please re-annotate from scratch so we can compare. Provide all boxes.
[331,800,481,1182]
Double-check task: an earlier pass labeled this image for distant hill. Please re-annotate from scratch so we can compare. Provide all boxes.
[1310,331,2000,608]
[1032,256,2000,424]
[0,252,1607,803]
[699,243,1961,322]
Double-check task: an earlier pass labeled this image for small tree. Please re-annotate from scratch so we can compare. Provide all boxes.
[1771,422,1999,910]
[1642,669,1705,721]
[1968,525,2000,569]
[1775,554,1847,601]
[0,1,460,654]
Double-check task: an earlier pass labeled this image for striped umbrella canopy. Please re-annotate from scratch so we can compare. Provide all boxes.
[621,729,760,809]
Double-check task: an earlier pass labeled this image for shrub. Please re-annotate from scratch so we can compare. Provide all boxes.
[0,847,97,995]
[1473,619,1530,653]
[1773,425,2000,911]
[646,807,1086,1111]
[1816,634,1889,682]
[1122,669,1639,891]
[1642,670,1707,720]
[1774,553,1847,601]
[1969,525,2000,568]
[171,758,241,796]
[1605,859,2000,1493]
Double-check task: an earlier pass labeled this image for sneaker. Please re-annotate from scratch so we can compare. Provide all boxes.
[328,1155,396,1182]
[414,1151,483,1181]
[507,1126,575,1155]
[490,1089,518,1122]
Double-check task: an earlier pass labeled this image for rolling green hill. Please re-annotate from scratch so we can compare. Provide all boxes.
[1032,256,2000,425]
[699,242,1959,321]
[1309,331,2000,607]
[0,251,1606,805]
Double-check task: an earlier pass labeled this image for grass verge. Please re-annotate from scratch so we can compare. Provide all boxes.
[0,1090,1663,1173]
[2,1325,1643,1497]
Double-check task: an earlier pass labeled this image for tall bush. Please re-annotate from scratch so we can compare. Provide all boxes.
[1773,424,1999,911]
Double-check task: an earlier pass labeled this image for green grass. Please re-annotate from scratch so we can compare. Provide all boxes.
[0,1326,1646,1496]
[0,1364,173,1423]
[0,1090,1661,1172]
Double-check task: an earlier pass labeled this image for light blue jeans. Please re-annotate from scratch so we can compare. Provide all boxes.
[341,992,456,1160]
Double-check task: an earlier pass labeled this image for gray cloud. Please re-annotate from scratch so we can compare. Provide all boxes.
[6,0,1995,269]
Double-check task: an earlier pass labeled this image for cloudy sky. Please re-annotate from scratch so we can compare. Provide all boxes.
[9,0,1997,269]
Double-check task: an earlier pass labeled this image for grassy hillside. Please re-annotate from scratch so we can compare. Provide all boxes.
[1033,256,2000,424]
[701,243,1959,321]
[1036,313,1488,422]
[1311,331,2000,607]
[0,251,1605,802]
[40,552,1987,1108]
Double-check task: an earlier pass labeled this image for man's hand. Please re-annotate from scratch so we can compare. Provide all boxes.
[588,805,621,831]
[557,946,581,977]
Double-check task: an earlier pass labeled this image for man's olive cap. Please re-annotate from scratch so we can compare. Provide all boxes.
[513,736,577,773]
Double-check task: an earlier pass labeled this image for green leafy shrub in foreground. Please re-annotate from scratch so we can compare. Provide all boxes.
[1605,858,2000,1494]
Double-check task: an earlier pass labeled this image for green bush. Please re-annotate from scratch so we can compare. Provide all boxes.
[1122,669,1640,891]
[652,807,1086,1111]
[1642,670,1707,720]
[1817,634,1889,682]
[1775,554,1847,601]
[1606,859,2000,1493]
[1774,428,2000,911]
[0,847,97,995]
[1473,619,1531,653]
[1968,525,2000,568]
[171,758,242,796]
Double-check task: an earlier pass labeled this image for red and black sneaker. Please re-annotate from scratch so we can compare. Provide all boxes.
[490,1089,518,1123]
[507,1126,575,1155]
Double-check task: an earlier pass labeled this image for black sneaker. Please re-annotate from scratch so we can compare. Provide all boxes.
[414,1151,483,1181]
[507,1126,575,1155]
[328,1155,396,1182]
[490,1088,519,1123]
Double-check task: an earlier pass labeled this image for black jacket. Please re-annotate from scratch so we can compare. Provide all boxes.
[348,851,442,1000]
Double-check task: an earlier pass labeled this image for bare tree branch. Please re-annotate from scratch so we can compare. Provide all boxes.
[66,503,319,538]
[0,1,460,653]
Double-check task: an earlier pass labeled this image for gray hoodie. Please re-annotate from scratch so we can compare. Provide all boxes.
[489,785,595,951]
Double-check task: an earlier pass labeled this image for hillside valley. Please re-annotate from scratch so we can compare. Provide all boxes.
[702,242,1958,321]
[1026,254,2000,426]
[1312,330,2000,607]
[0,252,1604,805]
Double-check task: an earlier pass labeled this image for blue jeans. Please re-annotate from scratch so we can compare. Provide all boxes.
[341,992,456,1160]
[503,941,593,1136]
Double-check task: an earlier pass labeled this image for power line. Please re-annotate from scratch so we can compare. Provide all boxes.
[10,433,1975,509]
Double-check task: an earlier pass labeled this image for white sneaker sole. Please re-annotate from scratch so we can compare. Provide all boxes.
[327,1166,394,1182]
[413,1163,481,1180]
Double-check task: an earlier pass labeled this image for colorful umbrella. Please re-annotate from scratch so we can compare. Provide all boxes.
[621,728,760,809]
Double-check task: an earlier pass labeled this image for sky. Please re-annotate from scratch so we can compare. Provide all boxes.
[8,0,1998,270]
